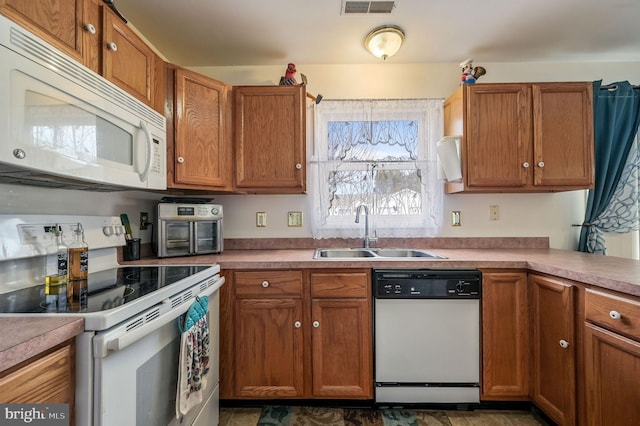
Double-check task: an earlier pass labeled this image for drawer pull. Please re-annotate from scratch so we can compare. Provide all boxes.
[294,321,301,328]
[84,23,96,34]
[538,161,545,168]
[559,339,570,349]
[107,42,118,51]
[609,310,622,320]
[261,280,269,288]
[523,162,530,168]
[313,321,320,328]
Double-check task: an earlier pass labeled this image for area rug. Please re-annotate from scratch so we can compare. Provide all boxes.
[257,405,452,426]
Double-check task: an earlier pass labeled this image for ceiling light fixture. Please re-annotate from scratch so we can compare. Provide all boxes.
[364,25,405,60]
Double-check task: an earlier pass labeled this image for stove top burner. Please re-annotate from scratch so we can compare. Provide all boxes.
[0,265,211,314]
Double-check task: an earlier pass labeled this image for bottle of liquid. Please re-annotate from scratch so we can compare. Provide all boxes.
[45,225,68,311]
[68,222,89,304]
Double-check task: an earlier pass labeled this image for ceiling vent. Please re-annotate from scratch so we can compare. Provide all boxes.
[342,1,397,15]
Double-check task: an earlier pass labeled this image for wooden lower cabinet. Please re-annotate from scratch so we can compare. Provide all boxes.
[529,274,576,426]
[0,341,75,424]
[584,288,640,425]
[221,268,372,399]
[480,271,530,399]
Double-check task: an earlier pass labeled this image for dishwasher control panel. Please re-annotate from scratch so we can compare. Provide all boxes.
[373,269,481,299]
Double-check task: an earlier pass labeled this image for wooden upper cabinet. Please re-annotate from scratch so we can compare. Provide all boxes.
[169,67,232,190]
[234,85,306,193]
[0,0,84,62]
[444,82,594,193]
[102,9,155,107]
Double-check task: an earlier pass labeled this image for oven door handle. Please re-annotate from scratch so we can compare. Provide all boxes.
[94,276,225,357]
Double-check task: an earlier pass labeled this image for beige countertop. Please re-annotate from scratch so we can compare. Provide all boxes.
[129,247,640,297]
[0,317,83,373]
[4,245,639,375]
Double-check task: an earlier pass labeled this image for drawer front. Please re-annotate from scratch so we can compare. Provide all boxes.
[585,289,640,340]
[311,270,369,298]
[234,270,302,297]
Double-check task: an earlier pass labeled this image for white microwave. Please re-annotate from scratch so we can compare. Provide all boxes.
[0,15,166,190]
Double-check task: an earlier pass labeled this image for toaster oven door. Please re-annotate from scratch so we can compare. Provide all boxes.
[158,220,193,257]
[193,220,222,254]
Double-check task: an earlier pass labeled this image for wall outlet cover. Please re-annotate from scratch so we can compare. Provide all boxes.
[288,211,303,227]
[256,212,267,227]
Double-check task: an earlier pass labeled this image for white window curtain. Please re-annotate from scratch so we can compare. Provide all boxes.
[309,99,443,239]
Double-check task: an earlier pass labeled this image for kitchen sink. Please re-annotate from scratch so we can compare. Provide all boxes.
[313,248,446,259]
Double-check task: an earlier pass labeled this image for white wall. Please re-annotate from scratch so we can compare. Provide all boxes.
[2,61,638,253]
[191,61,640,252]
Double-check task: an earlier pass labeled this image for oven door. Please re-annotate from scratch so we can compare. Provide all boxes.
[159,220,193,257]
[89,286,221,426]
[193,221,222,255]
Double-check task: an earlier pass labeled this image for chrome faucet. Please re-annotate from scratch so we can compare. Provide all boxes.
[355,205,378,248]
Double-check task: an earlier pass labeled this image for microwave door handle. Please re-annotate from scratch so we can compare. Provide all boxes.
[138,120,153,182]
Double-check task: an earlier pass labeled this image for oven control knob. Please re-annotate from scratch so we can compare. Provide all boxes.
[103,225,114,236]
[456,282,466,293]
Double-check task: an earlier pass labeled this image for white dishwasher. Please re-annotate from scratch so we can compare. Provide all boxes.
[373,269,482,406]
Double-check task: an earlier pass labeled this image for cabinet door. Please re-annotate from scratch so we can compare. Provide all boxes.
[530,274,576,426]
[584,323,640,426]
[234,298,304,397]
[311,299,372,398]
[234,85,306,193]
[172,68,231,189]
[481,271,530,399]
[532,83,594,187]
[0,0,84,62]
[82,0,103,74]
[465,84,532,188]
[103,9,154,106]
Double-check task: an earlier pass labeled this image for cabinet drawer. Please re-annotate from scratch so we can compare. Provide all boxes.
[0,343,74,403]
[311,270,369,298]
[585,289,640,340]
[234,270,302,297]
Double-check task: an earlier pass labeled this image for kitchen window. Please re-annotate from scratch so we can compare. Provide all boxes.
[310,99,443,239]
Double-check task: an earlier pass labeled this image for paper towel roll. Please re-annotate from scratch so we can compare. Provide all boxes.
[437,137,462,182]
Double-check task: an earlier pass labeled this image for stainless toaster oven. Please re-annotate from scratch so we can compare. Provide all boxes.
[157,203,223,257]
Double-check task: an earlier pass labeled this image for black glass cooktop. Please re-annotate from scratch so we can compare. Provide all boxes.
[0,265,211,314]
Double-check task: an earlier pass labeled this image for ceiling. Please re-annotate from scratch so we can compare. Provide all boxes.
[115,0,640,68]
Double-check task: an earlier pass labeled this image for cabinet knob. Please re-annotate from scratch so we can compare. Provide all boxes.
[294,321,301,328]
[559,339,570,349]
[84,23,96,34]
[177,156,185,164]
[538,161,545,168]
[313,321,320,328]
[261,280,269,288]
[295,163,302,170]
[609,310,622,320]
[523,162,530,168]
[107,42,118,52]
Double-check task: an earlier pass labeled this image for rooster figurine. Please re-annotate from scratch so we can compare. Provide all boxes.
[279,63,298,86]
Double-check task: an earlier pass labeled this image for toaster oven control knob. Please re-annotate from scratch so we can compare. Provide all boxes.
[211,207,219,215]
[102,225,114,236]
[177,156,185,164]
[13,149,26,159]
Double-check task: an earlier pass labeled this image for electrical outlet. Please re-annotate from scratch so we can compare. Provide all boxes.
[288,211,303,227]
[489,205,500,221]
[256,212,267,227]
[139,212,149,230]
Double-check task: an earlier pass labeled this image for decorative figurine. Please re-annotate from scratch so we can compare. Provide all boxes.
[279,63,323,104]
[459,58,487,85]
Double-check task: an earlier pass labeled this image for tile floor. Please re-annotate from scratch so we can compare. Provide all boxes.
[220,406,550,425]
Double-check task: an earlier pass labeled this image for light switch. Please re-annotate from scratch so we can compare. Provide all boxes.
[256,212,267,227]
